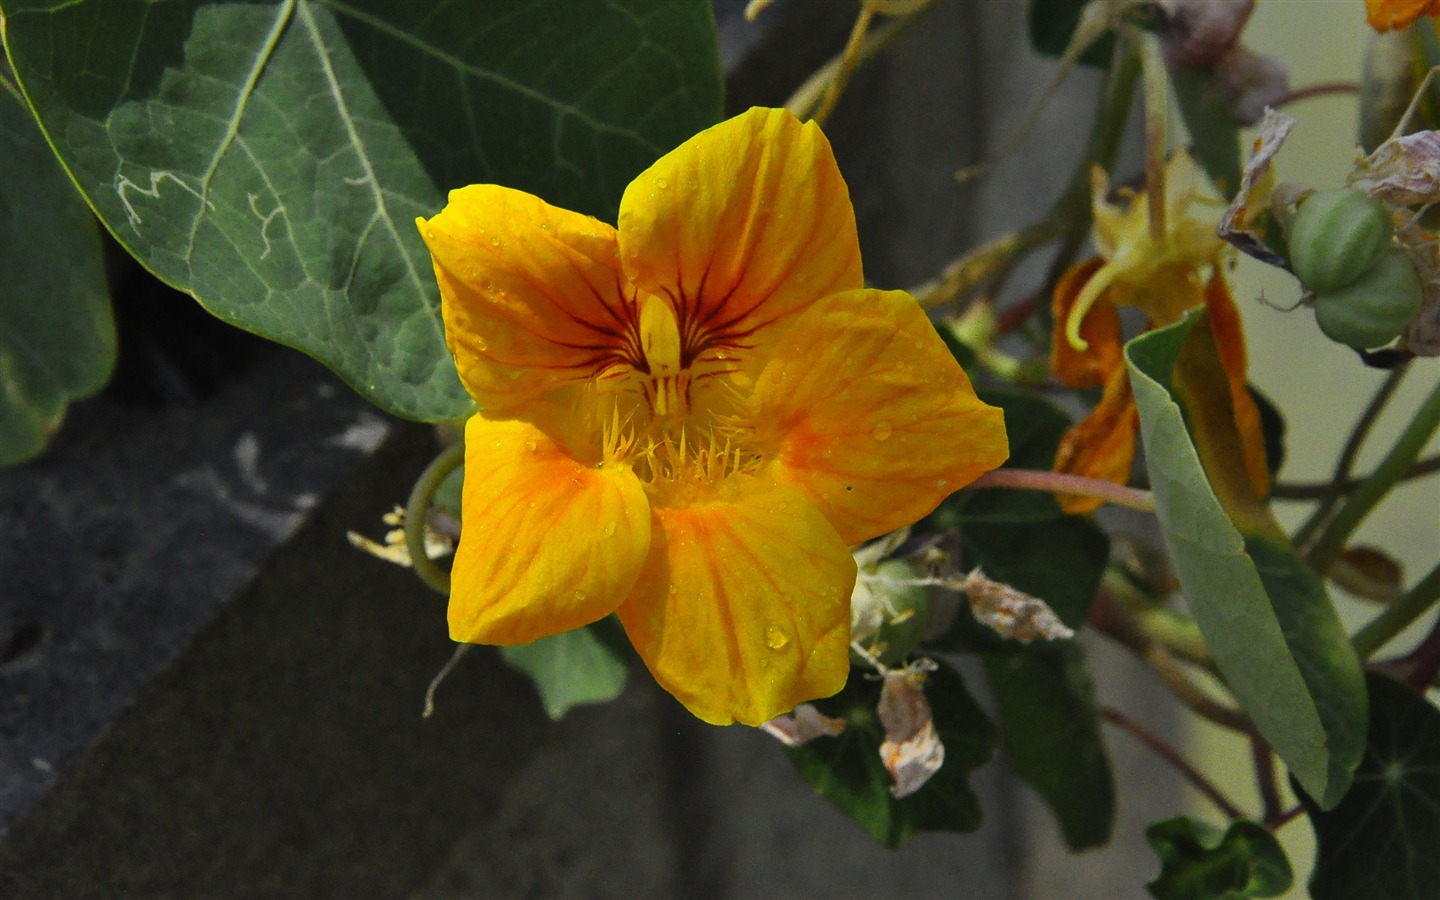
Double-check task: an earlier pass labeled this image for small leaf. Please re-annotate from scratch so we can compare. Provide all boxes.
[1302,673,1440,900]
[1145,817,1293,900]
[499,619,629,720]
[1,0,723,422]
[0,82,114,466]
[1126,314,1366,808]
[983,643,1115,850]
[785,659,997,848]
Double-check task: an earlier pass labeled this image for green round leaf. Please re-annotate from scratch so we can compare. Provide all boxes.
[1,0,723,421]
[0,82,113,467]
[1302,673,1440,900]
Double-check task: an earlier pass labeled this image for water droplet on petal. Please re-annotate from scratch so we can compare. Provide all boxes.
[524,439,537,452]
[668,584,679,595]
[489,236,502,247]
[936,478,949,488]
[601,521,616,538]
[872,421,893,441]
[573,589,587,601]
[655,176,669,189]
[765,624,790,650]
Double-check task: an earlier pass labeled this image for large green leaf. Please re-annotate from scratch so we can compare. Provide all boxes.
[0,81,113,466]
[1126,314,1366,808]
[500,618,629,720]
[1145,817,1292,900]
[983,644,1114,850]
[0,0,723,421]
[785,659,997,848]
[1302,674,1440,900]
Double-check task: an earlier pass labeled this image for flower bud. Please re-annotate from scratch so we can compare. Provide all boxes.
[1288,188,1394,293]
[1313,247,1424,349]
[850,559,930,667]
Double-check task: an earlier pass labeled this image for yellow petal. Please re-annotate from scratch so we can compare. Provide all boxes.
[751,289,1008,545]
[617,107,862,365]
[616,478,854,726]
[449,414,651,645]
[419,186,634,412]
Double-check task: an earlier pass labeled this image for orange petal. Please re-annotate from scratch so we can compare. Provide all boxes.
[751,288,1008,545]
[1200,271,1271,499]
[1365,0,1439,31]
[617,108,862,364]
[1052,366,1139,515]
[449,414,651,645]
[419,186,634,412]
[1051,257,1124,387]
[616,478,854,726]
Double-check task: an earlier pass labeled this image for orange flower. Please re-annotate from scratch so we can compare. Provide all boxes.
[1052,151,1267,513]
[1366,0,1440,32]
[417,109,1007,725]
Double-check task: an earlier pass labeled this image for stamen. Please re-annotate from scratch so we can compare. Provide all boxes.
[1064,259,1122,352]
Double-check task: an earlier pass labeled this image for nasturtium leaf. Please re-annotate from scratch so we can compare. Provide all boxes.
[1126,314,1366,808]
[983,643,1114,850]
[0,82,114,467]
[1302,673,1440,900]
[1145,817,1293,900]
[0,0,723,422]
[499,618,629,721]
[1171,68,1243,196]
[785,659,997,848]
[928,390,1071,526]
[935,515,1109,652]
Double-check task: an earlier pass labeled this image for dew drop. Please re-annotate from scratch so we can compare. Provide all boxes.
[490,237,502,247]
[524,439,537,452]
[423,227,435,239]
[936,478,949,488]
[539,222,550,231]
[872,421,893,441]
[669,584,679,595]
[655,176,669,189]
[601,521,616,538]
[573,589,587,601]
[764,624,790,650]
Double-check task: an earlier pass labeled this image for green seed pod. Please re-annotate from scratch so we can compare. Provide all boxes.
[850,558,930,667]
[1313,247,1424,349]
[1288,188,1394,294]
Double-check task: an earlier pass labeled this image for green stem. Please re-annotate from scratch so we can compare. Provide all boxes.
[405,439,465,596]
[1294,366,1408,547]
[1351,558,1440,659]
[1308,374,1440,573]
[967,467,1155,512]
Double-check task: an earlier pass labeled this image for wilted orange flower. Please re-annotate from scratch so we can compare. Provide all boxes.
[1052,150,1268,513]
[417,108,1007,726]
[1366,0,1440,32]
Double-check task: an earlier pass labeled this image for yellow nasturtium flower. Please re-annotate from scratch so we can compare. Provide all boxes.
[1051,151,1268,514]
[417,108,1008,726]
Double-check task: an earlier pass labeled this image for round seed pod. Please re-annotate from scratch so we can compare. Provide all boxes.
[1288,188,1394,293]
[1313,247,1424,349]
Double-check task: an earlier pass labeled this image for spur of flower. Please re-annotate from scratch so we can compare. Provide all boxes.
[1050,150,1268,513]
[416,108,1007,726]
